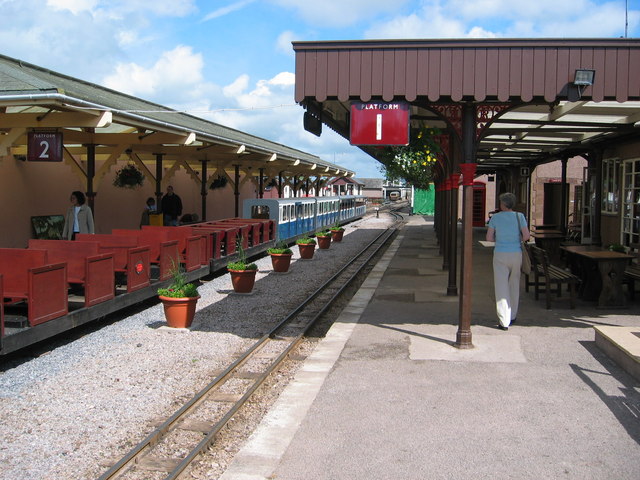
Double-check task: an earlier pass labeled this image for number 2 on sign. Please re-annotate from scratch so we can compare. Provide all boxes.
[376,114,382,140]
[39,140,50,159]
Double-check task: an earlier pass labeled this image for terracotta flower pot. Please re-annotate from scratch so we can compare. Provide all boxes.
[297,243,316,259]
[317,235,331,249]
[159,295,200,328]
[270,253,292,272]
[229,269,257,293]
[330,230,344,242]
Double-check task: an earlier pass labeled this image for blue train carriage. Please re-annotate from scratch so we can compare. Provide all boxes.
[339,195,367,221]
[243,197,317,241]
[243,196,366,242]
[316,196,340,229]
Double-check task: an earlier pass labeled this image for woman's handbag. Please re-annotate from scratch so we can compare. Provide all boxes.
[517,214,532,275]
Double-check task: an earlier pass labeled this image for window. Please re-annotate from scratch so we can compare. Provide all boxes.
[602,158,620,214]
[622,159,640,247]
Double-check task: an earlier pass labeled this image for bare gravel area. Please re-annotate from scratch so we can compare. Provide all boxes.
[0,213,395,480]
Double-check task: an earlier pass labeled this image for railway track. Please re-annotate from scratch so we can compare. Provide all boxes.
[97,217,404,480]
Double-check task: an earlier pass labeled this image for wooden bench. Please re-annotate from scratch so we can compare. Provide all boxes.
[187,224,239,256]
[0,248,68,326]
[530,245,579,309]
[189,226,226,259]
[0,275,4,343]
[111,229,180,280]
[215,218,265,246]
[624,242,640,299]
[196,221,248,250]
[28,240,115,307]
[140,226,206,271]
[75,234,151,292]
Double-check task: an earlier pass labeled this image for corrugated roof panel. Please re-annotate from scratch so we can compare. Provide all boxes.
[293,39,640,103]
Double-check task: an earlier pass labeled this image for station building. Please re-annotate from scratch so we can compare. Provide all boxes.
[0,54,354,248]
[293,38,640,346]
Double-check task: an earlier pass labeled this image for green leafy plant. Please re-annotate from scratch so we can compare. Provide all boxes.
[157,265,199,298]
[227,237,258,271]
[379,127,441,190]
[315,230,331,237]
[608,243,626,253]
[113,163,144,189]
[267,241,293,255]
[296,235,316,245]
[330,223,344,232]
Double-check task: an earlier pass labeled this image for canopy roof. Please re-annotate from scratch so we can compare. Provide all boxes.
[293,38,640,172]
[0,54,353,180]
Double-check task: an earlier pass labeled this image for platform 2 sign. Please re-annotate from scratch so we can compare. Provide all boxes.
[27,131,63,162]
[350,101,410,146]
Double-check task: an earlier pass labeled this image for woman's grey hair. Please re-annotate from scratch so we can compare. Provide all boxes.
[499,192,517,209]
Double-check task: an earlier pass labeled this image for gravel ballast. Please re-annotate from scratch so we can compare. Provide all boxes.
[0,214,394,480]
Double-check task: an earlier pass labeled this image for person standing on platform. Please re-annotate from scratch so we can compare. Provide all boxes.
[161,185,182,226]
[140,197,157,227]
[486,192,530,330]
[62,191,94,240]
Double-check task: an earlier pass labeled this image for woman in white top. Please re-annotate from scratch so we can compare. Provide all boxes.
[62,191,95,240]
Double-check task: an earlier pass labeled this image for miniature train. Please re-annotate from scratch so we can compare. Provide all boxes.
[0,195,366,355]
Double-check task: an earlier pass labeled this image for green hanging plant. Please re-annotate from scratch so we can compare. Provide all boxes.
[209,175,228,190]
[380,127,441,190]
[113,163,144,189]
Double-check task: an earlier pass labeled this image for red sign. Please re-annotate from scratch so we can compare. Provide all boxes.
[135,262,144,275]
[350,102,409,146]
[27,131,63,162]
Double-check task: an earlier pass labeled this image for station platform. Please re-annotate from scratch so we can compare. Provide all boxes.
[221,215,640,480]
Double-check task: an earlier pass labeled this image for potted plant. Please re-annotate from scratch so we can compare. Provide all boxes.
[113,163,144,189]
[315,230,332,249]
[296,235,317,259]
[329,223,345,242]
[227,239,258,293]
[157,266,200,328]
[267,242,293,273]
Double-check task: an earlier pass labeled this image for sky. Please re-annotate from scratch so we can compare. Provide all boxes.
[1,0,639,178]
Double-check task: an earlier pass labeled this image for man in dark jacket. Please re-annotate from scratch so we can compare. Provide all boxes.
[161,185,182,226]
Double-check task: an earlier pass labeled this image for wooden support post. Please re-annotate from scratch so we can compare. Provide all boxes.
[86,143,95,213]
[200,159,208,222]
[234,164,240,217]
[455,102,476,349]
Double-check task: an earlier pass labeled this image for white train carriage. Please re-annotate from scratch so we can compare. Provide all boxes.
[243,196,366,241]
[243,197,316,241]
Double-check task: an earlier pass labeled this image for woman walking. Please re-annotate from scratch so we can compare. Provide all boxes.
[486,192,530,330]
[62,191,94,240]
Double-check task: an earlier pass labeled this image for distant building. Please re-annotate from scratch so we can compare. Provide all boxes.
[326,177,363,196]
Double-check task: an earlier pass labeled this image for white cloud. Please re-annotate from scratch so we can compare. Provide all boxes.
[365,0,636,39]
[276,30,297,56]
[223,74,250,98]
[270,0,411,28]
[46,0,97,14]
[103,46,206,98]
[202,0,256,21]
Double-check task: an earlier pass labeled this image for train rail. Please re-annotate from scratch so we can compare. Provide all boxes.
[96,219,403,480]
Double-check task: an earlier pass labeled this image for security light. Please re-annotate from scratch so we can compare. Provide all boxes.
[574,69,595,86]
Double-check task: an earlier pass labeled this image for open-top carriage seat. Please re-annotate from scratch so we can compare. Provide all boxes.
[111,229,180,280]
[140,226,206,271]
[28,239,115,307]
[0,248,68,326]
[75,234,150,292]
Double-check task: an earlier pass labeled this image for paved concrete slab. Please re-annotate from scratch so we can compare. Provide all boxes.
[221,216,640,480]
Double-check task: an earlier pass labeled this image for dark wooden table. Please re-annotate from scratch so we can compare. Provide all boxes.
[561,245,635,308]
[532,230,565,265]
[532,224,559,231]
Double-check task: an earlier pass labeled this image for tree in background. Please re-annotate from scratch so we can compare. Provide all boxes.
[379,127,440,189]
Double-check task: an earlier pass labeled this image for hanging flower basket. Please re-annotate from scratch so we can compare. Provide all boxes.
[209,175,228,190]
[113,164,144,189]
